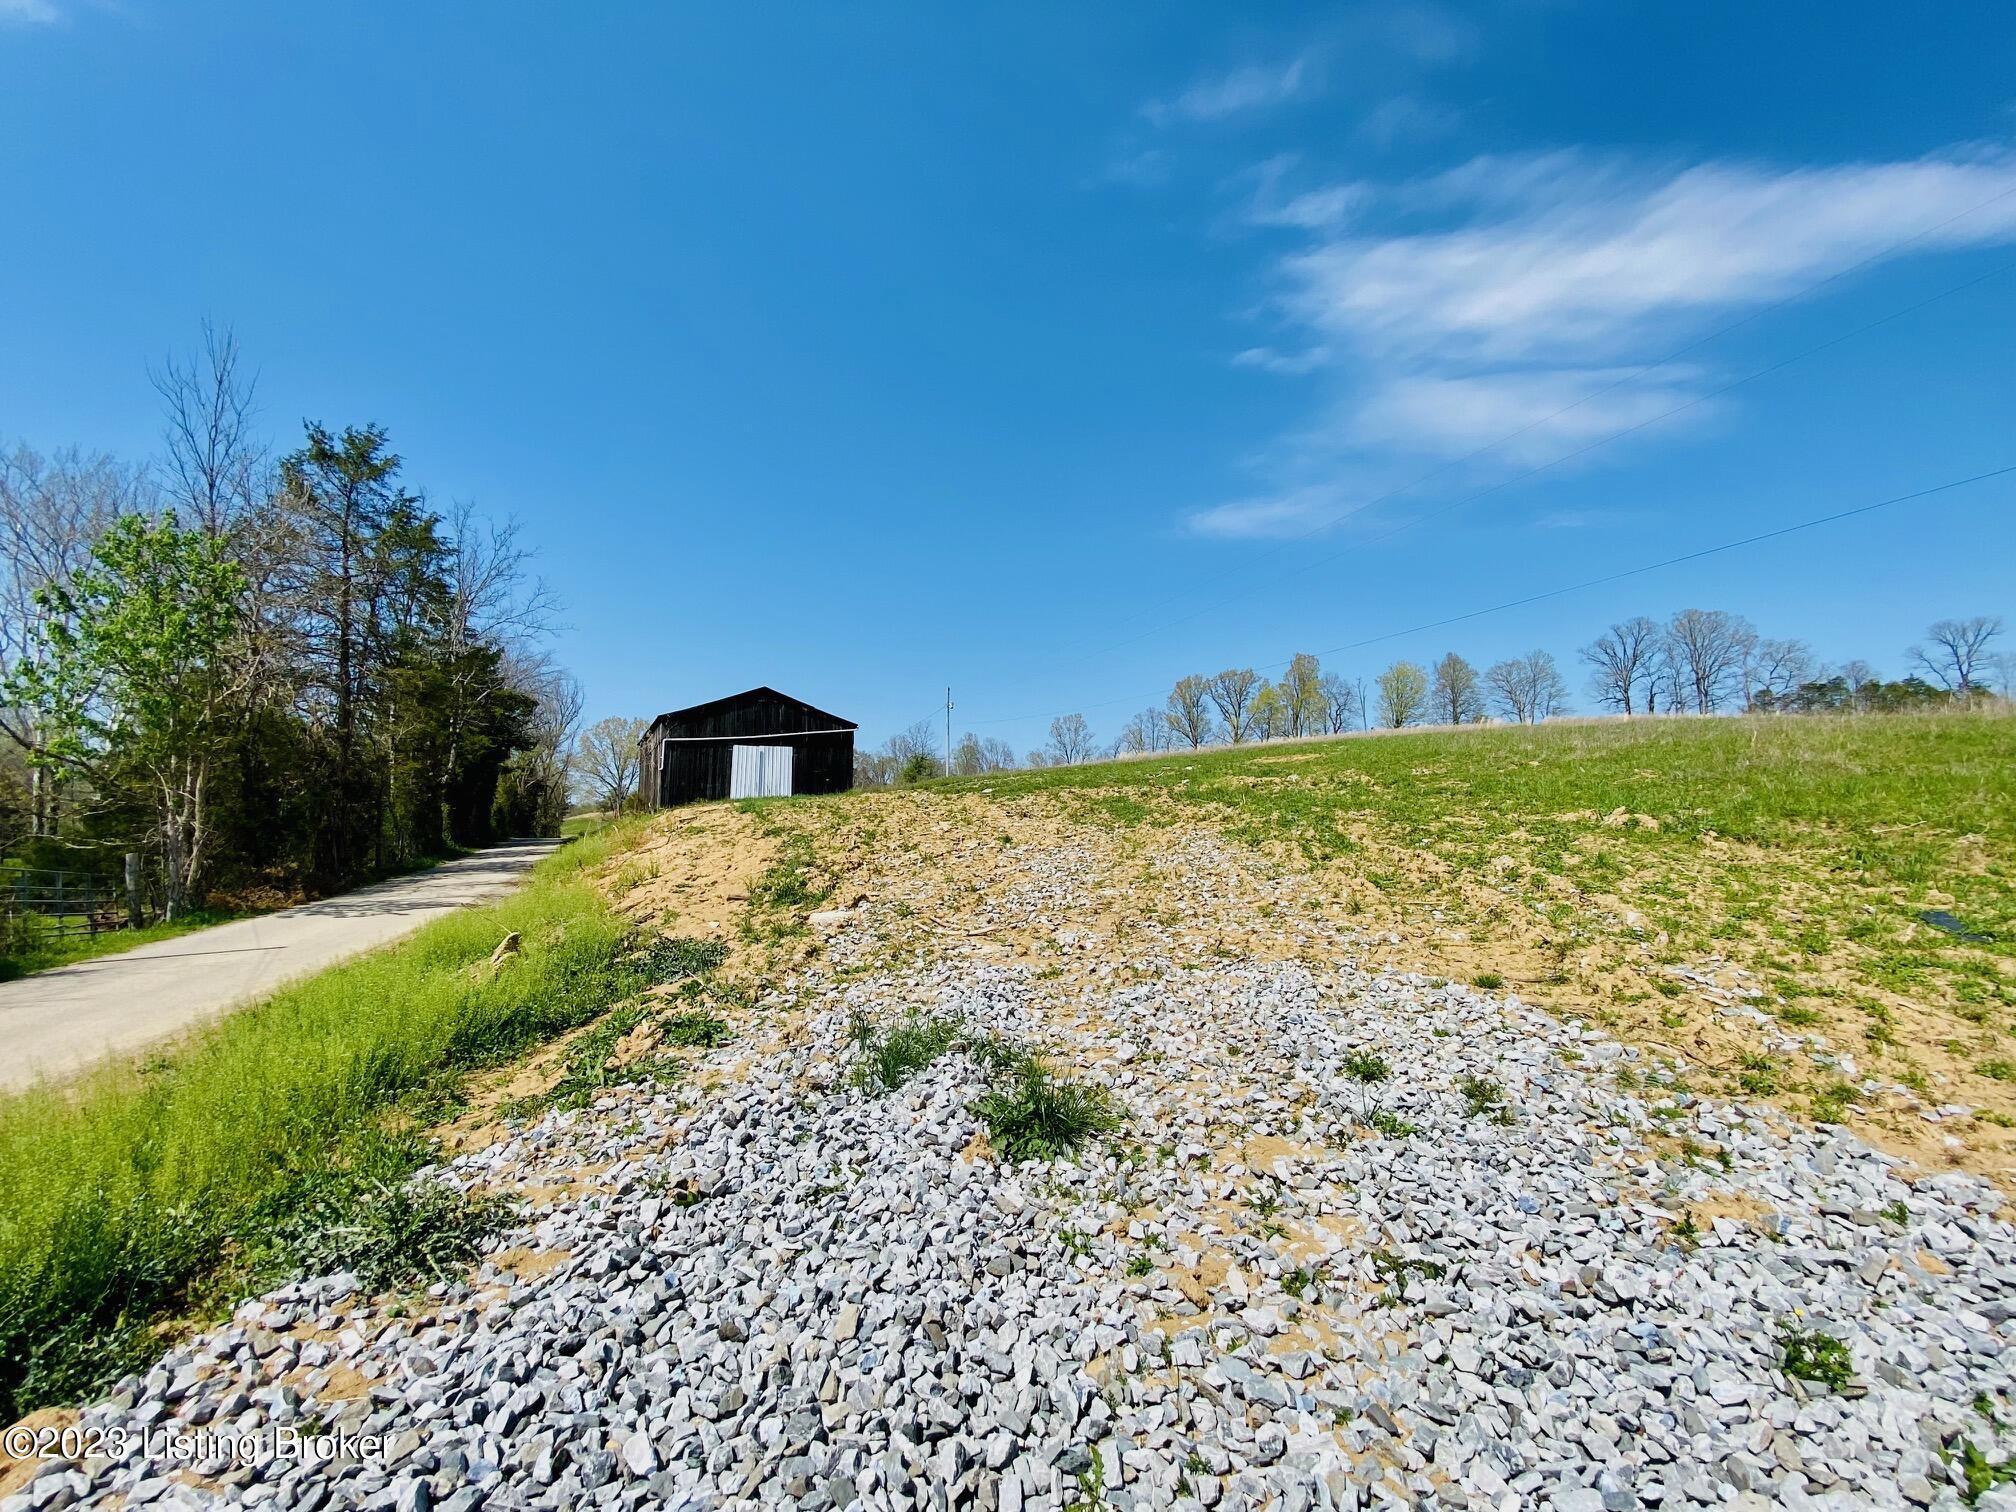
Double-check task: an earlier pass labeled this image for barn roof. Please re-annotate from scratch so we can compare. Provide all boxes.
[644,686,857,733]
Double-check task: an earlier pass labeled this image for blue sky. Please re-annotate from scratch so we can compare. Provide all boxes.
[2,2,2012,754]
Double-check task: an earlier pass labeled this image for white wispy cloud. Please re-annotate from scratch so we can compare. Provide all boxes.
[1144,56,1314,126]
[1199,144,2016,537]
[1232,345,1334,376]
[1286,147,2016,366]
[1185,485,1351,540]
[1357,93,1462,149]
[0,0,61,23]
[1349,367,1710,463]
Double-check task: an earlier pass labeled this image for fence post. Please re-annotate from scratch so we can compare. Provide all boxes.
[126,852,142,929]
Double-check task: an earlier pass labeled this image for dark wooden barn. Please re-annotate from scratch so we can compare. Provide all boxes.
[638,687,856,807]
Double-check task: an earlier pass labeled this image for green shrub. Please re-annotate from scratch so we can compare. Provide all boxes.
[1473,972,1505,990]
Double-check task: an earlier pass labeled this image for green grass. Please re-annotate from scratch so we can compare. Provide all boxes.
[849,1013,964,1091]
[0,909,244,983]
[937,711,2016,1108]
[0,818,658,1421]
[946,710,2014,895]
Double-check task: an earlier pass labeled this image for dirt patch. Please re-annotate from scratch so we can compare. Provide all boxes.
[601,805,780,964]
[488,1246,572,1281]
[0,1408,78,1499]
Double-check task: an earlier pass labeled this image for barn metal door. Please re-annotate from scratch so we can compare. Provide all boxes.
[729,745,794,799]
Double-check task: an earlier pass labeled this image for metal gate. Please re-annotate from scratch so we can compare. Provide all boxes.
[729,745,794,799]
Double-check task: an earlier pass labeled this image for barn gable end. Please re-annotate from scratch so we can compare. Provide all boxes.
[639,686,856,806]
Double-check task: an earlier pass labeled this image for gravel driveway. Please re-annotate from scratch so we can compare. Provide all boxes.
[0,838,562,1092]
[17,819,2016,1510]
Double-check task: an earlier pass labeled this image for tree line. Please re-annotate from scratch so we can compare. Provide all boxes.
[0,326,580,914]
[856,607,2005,783]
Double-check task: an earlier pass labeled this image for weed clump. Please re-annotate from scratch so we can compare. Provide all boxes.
[1369,1249,1447,1307]
[847,1012,965,1091]
[1956,1439,2016,1503]
[1736,1054,1780,1096]
[252,1131,516,1293]
[973,1057,1125,1163]
[662,1011,733,1048]
[745,831,832,938]
[1456,1073,1513,1124]
[1809,1081,1860,1124]
[1779,1324,1856,1392]
[640,936,728,982]
[1340,1049,1413,1137]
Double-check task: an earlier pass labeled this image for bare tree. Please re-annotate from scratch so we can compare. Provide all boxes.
[1839,660,1879,709]
[0,441,150,835]
[1580,616,1661,715]
[1046,713,1095,765]
[1909,616,2003,701]
[506,654,582,830]
[1750,637,1819,707]
[1987,653,2016,703]
[950,731,1017,774]
[1486,651,1570,724]
[1118,706,1173,755]
[886,720,938,765]
[1665,608,1756,713]
[1429,652,1486,724]
[1318,673,1359,733]
[1165,674,1216,748]
[152,321,265,536]
[574,715,648,813]
[854,750,899,788]
[1207,667,1262,743]
[1375,661,1428,728]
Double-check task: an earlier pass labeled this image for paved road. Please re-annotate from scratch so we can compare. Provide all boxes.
[0,838,564,1092]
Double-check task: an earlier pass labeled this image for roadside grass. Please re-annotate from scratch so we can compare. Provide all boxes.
[0,909,243,983]
[0,817,659,1422]
[940,711,2016,1126]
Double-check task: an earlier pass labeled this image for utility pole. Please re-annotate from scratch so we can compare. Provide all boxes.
[944,688,954,774]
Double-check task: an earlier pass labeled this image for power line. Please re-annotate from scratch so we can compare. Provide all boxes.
[966,462,2014,728]
[1080,249,2016,665]
[1309,464,2016,659]
[1075,178,2016,658]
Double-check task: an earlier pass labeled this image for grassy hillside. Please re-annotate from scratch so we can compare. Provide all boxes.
[946,711,2016,1141]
